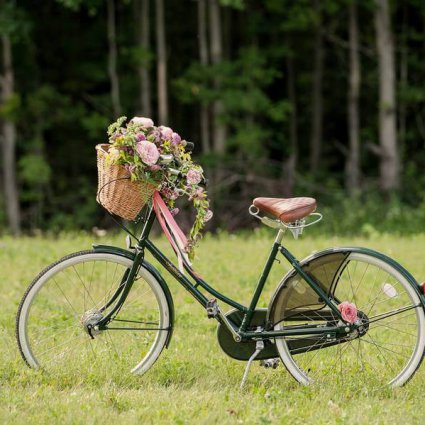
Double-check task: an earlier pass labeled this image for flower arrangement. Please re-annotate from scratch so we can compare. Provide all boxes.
[106,116,212,258]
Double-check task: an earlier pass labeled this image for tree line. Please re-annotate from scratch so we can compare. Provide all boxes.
[1,0,425,235]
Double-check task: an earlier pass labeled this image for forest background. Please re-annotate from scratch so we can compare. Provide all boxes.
[1,0,425,237]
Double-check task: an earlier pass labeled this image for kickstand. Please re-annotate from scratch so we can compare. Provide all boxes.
[240,340,264,390]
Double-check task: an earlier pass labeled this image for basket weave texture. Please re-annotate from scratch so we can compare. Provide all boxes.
[96,144,157,220]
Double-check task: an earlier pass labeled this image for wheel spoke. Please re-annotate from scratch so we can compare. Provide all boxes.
[17,251,169,377]
[275,252,425,388]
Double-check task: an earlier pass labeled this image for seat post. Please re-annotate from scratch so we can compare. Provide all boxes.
[275,229,285,245]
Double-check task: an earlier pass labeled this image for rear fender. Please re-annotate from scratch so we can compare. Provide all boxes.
[267,246,425,324]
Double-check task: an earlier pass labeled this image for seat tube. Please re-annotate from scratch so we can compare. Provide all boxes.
[239,229,285,332]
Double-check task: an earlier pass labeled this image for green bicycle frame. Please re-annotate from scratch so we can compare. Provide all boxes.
[96,205,347,340]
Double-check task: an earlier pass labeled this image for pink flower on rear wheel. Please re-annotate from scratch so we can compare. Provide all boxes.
[135,140,160,165]
[338,301,358,324]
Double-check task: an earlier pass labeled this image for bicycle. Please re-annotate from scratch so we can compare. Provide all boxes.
[16,187,425,388]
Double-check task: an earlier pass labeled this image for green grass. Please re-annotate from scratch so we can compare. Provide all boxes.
[2,230,425,424]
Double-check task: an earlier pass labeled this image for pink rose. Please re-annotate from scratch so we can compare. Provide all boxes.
[131,116,154,128]
[186,169,202,185]
[161,187,179,200]
[135,140,160,165]
[204,209,213,222]
[136,132,146,141]
[148,129,161,143]
[338,301,357,324]
[171,132,181,145]
[188,186,204,201]
[159,125,173,140]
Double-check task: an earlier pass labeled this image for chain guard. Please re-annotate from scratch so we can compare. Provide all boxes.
[216,309,278,361]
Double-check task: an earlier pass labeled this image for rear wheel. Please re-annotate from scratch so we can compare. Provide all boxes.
[272,252,425,387]
[16,251,171,376]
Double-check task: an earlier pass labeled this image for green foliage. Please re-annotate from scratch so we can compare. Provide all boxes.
[0,1,31,41]
[265,0,317,31]
[0,0,424,235]
[18,154,51,186]
[175,46,281,159]
[2,234,425,422]
[81,112,110,141]
[0,93,20,119]
[55,0,103,15]
[55,0,84,11]
[219,0,245,10]
[122,46,154,69]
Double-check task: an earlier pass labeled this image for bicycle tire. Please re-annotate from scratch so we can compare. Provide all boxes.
[16,250,171,376]
[270,250,425,387]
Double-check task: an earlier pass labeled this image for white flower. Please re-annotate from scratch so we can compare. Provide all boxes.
[107,147,120,162]
[204,209,213,222]
[186,169,202,185]
[130,116,154,128]
[135,140,160,165]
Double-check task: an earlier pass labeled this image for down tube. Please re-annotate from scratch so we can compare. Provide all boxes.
[145,240,247,312]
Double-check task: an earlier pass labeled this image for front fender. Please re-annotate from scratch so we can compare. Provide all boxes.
[93,244,174,347]
[267,246,425,325]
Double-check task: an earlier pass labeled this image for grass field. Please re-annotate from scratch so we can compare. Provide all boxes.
[2,230,425,424]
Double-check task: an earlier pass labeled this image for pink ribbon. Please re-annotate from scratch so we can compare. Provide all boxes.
[152,191,191,273]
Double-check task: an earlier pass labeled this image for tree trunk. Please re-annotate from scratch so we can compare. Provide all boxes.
[375,0,399,191]
[198,0,210,154]
[284,50,298,197]
[137,0,152,117]
[399,3,408,161]
[1,33,21,235]
[309,0,324,174]
[107,0,122,118]
[208,0,226,154]
[155,0,168,124]
[346,1,361,194]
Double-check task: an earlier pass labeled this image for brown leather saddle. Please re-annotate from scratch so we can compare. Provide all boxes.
[253,197,317,223]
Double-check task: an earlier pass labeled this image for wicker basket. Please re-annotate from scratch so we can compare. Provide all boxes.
[96,144,157,220]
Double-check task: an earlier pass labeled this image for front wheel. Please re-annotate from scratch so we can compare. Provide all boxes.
[16,250,171,377]
[270,250,425,388]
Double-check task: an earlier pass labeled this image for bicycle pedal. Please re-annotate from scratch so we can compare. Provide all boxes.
[206,299,219,318]
[260,358,280,369]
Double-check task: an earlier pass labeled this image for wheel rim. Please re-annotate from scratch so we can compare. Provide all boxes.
[274,253,425,388]
[17,252,169,376]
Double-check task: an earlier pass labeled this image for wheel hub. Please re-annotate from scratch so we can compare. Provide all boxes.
[355,310,369,336]
[342,309,369,340]
[80,309,104,338]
